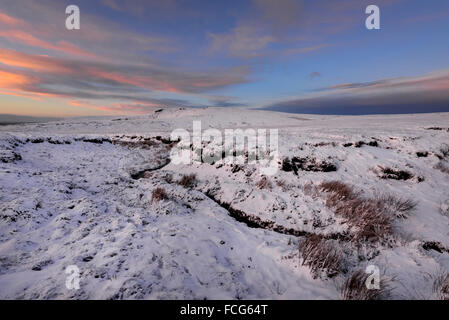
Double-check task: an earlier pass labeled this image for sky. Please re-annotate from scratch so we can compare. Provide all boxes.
[0,0,448,117]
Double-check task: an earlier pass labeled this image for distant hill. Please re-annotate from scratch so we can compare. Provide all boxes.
[0,114,62,125]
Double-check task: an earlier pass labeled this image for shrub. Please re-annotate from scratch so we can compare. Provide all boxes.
[298,235,342,278]
[178,174,197,188]
[341,269,390,300]
[151,187,167,203]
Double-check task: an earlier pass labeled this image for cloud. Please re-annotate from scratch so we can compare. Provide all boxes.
[264,70,449,114]
[253,0,303,29]
[207,0,351,59]
[0,49,70,72]
[207,0,303,59]
[0,0,438,117]
[0,48,249,105]
[309,72,322,80]
[208,97,248,108]
[100,0,123,11]
[100,0,178,16]
[208,25,276,58]
[0,69,31,89]
[0,0,253,115]
[0,29,96,59]
[0,2,174,61]
[0,10,100,60]
[284,44,328,56]
[0,12,22,26]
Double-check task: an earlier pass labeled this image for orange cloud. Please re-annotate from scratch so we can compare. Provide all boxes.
[0,70,30,89]
[0,61,63,100]
[0,48,70,73]
[0,89,60,100]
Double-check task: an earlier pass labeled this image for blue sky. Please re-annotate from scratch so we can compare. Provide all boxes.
[0,0,448,116]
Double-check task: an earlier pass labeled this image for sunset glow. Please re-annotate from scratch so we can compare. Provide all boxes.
[0,0,448,116]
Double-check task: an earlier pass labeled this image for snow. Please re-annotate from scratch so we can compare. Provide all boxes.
[0,107,448,299]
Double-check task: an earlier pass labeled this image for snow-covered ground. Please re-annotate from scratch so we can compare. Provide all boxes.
[0,107,448,299]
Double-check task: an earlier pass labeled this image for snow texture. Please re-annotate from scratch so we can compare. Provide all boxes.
[0,108,448,299]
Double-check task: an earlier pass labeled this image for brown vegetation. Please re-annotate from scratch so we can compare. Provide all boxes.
[298,235,342,278]
[151,187,168,203]
[318,181,416,242]
[434,273,449,300]
[256,177,273,190]
[341,269,391,300]
[276,179,288,191]
[177,174,197,188]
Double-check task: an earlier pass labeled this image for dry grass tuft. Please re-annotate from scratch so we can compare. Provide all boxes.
[377,194,417,218]
[276,179,287,191]
[434,273,449,300]
[335,198,393,242]
[151,187,167,203]
[177,174,197,188]
[298,235,342,278]
[318,181,416,242]
[341,269,391,300]
[320,181,359,204]
[256,177,273,190]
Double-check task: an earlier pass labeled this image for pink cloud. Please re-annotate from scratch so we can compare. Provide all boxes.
[0,48,71,72]
[0,12,23,26]
[0,30,97,59]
